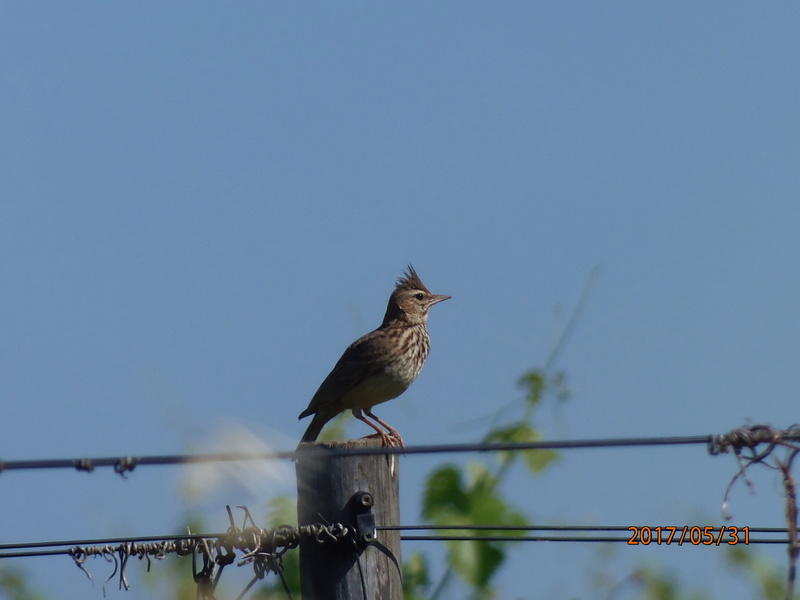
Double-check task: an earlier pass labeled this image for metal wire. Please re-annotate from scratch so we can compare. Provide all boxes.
[0,525,792,559]
[0,516,353,600]
[0,533,228,552]
[1,425,796,475]
[389,524,792,544]
[378,524,791,533]
[399,534,790,544]
[0,435,716,474]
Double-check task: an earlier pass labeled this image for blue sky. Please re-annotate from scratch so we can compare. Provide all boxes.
[2,3,799,598]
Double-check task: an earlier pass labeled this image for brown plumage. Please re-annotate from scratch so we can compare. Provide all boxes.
[298,265,450,448]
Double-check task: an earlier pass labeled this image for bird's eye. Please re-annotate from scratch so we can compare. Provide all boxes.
[414,293,424,300]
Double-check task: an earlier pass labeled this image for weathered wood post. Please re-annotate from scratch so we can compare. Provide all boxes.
[296,437,402,600]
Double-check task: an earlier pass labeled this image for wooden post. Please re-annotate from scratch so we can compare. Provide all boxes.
[296,437,402,600]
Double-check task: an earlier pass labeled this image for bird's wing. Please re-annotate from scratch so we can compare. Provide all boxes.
[298,329,388,418]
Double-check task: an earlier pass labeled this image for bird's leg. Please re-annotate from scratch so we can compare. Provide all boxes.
[365,410,405,448]
[353,412,394,447]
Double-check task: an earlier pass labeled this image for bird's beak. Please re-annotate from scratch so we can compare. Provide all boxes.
[431,294,451,305]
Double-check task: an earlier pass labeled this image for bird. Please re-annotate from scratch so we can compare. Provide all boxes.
[297,265,450,448]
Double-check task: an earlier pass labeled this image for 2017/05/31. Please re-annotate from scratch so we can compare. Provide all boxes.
[627,526,750,546]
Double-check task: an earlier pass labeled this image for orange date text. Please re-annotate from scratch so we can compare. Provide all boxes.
[627,526,749,546]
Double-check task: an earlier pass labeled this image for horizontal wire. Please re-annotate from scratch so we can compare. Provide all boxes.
[0,525,790,559]
[379,525,791,533]
[392,525,793,544]
[399,535,789,544]
[0,535,788,558]
[1,549,85,559]
[391,525,792,544]
[3,426,798,474]
[0,533,228,552]
[0,434,718,474]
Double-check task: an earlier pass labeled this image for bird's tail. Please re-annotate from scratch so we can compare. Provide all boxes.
[298,412,328,445]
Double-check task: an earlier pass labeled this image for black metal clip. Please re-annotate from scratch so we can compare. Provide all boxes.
[350,491,376,548]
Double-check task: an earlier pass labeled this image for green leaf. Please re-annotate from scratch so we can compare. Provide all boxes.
[465,462,498,495]
[466,488,506,526]
[447,536,504,589]
[402,551,430,600]
[484,423,559,474]
[523,447,559,473]
[0,566,48,600]
[425,462,528,528]
[465,484,527,531]
[422,460,528,591]
[422,465,469,520]
[517,368,570,407]
[517,369,545,406]
[484,422,537,447]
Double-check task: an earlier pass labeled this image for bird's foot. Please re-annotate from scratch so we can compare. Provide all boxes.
[386,429,405,449]
[364,431,404,448]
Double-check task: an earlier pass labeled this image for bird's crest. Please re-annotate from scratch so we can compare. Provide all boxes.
[396,264,430,293]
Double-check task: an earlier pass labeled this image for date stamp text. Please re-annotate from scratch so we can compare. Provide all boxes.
[627,526,750,546]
